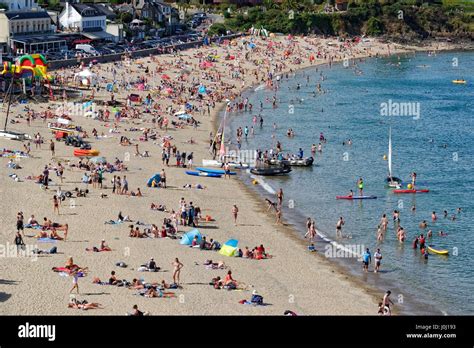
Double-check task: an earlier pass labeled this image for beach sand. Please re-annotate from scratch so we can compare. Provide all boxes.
[0,35,462,315]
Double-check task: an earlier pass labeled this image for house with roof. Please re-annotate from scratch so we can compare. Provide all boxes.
[59,2,106,32]
[0,8,58,54]
[133,0,175,25]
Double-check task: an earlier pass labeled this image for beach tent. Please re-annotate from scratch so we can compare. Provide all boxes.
[219,239,238,257]
[180,229,202,245]
[146,173,161,187]
[198,85,207,94]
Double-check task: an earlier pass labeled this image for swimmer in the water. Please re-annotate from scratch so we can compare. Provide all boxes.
[419,220,427,229]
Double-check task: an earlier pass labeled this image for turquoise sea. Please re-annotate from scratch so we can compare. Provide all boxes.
[225,51,474,315]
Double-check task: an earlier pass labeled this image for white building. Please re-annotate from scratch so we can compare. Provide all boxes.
[59,2,106,32]
[0,8,56,53]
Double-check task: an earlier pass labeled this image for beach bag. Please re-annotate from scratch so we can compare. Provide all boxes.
[251,294,263,305]
[49,246,57,254]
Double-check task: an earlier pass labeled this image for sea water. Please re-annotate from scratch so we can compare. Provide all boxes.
[225,51,474,315]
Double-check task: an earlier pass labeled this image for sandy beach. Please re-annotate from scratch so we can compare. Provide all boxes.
[0,34,464,315]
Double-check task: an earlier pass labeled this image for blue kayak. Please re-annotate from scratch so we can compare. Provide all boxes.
[196,167,236,175]
[186,171,222,178]
[336,195,377,200]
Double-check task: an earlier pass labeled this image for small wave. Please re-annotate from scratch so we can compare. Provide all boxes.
[254,84,265,92]
[315,230,362,259]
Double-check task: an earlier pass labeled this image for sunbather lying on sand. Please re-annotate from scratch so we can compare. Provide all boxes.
[150,203,167,211]
[68,298,102,310]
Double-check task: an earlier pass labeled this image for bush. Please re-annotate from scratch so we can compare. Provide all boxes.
[366,16,384,35]
[208,23,228,36]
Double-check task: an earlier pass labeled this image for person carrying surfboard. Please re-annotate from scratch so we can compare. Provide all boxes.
[357,177,364,196]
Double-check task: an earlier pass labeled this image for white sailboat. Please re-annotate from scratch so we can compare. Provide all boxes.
[386,127,402,188]
[202,104,249,168]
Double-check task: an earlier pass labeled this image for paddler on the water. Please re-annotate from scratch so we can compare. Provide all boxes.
[357,177,364,196]
[410,172,417,189]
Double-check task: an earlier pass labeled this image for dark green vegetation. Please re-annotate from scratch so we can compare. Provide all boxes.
[209,0,473,40]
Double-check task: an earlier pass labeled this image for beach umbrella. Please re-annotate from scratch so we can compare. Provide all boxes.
[90,156,107,164]
[180,229,202,245]
[219,239,239,257]
[198,85,207,94]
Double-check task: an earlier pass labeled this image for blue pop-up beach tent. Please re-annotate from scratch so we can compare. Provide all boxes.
[180,229,202,245]
[147,173,161,187]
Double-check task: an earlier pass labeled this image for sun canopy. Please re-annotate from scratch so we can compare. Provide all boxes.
[180,229,202,245]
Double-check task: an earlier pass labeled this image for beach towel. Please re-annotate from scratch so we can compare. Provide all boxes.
[104,220,123,225]
[25,224,43,229]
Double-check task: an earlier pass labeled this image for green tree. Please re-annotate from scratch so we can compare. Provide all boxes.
[0,2,8,10]
[281,0,299,11]
[366,16,384,35]
[208,23,228,36]
[120,12,133,24]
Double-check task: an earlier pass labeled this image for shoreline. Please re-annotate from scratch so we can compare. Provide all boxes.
[210,42,471,315]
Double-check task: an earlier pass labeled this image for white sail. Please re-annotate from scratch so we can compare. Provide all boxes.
[388,127,392,177]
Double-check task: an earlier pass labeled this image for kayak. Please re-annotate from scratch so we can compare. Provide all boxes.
[73,149,99,157]
[452,80,466,84]
[393,189,429,194]
[427,245,449,256]
[185,171,221,178]
[196,167,236,175]
[336,196,377,200]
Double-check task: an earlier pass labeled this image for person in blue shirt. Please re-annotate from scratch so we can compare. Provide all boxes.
[298,148,304,159]
[362,248,371,272]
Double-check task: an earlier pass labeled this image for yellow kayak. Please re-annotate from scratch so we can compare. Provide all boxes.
[427,245,449,256]
[452,80,466,84]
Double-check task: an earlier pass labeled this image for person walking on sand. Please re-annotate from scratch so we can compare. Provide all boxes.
[50,140,55,157]
[172,258,183,286]
[304,219,316,242]
[121,175,129,195]
[374,248,382,273]
[232,205,239,226]
[160,169,167,188]
[382,290,394,315]
[53,195,60,215]
[70,270,80,294]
